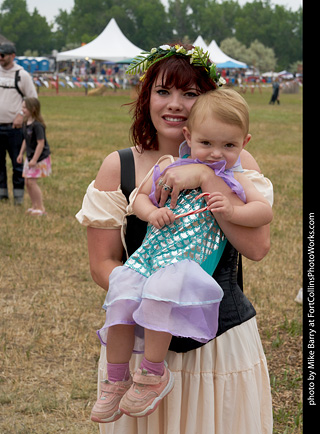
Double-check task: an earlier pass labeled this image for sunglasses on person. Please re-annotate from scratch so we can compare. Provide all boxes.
[0,53,11,58]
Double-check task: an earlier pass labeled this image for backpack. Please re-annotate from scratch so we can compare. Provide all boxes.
[14,70,24,97]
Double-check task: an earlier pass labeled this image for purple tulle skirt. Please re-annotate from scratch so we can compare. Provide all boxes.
[97,259,224,353]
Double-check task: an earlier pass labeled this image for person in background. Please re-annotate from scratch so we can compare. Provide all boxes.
[0,42,37,205]
[17,97,51,216]
[269,77,280,105]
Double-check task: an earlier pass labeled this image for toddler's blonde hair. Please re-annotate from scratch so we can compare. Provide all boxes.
[187,87,250,136]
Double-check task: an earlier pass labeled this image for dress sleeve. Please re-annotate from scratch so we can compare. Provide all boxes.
[243,169,274,206]
[75,180,128,229]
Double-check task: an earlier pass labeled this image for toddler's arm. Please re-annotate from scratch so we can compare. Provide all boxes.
[133,193,175,229]
[206,173,273,227]
[132,159,175,229]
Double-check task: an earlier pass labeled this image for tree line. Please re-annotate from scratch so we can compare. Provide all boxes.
[0,0,302,71]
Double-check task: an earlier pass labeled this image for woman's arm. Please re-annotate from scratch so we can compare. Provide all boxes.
[87,227,123,291]
[86,151,124,291]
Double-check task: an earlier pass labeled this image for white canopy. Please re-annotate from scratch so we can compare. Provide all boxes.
[56,18,144,62]
[207,40,247,69]
[193,36,209,52]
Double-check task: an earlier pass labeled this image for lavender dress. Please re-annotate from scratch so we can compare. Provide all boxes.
[97,149,246,353]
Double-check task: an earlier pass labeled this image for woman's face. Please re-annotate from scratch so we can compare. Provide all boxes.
[149,73,201,148]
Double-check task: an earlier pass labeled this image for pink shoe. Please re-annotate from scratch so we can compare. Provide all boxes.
[91,377,133,423]
[119,364,174,418]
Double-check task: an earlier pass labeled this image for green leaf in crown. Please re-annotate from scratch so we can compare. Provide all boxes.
[126,44,226,87]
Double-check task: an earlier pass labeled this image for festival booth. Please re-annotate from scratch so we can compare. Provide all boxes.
[192,38,247,85]
[193,36,209,52]
[54,18,144,93]
[207,40,248,69]
[56,18,144,62]
[193,37,247,69]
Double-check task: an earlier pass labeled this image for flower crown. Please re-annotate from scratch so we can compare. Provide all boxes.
[126,44,226,86]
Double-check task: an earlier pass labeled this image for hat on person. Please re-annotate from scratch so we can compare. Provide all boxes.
[0,43,16,54]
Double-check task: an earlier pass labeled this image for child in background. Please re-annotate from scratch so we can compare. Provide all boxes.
[90,87,273,424]
[17,97,51,216]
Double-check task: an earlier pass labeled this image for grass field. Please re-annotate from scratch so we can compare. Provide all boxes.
[0,86,302,433]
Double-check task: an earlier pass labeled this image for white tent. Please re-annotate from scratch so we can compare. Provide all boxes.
[56,18,144,62]
[207,40,247,69]
[193,36,209,52]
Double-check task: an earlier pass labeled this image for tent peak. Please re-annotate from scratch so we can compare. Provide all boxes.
[56,18,144,62]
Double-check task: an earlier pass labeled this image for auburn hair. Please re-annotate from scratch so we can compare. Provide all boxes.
[129,45,217,151]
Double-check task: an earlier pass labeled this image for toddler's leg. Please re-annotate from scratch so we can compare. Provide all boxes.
[90,325,135,424]
[144,329,172,363]
[107,324,135,364]
[106,324,135,382]
[140,329,172,375]
[119,329,174,418]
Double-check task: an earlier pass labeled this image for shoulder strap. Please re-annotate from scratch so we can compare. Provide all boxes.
[237,253,243,291]
[117,148,135,202]
[15,70,24,98]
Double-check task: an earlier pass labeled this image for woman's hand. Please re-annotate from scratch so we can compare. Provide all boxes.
[155,164,212,208]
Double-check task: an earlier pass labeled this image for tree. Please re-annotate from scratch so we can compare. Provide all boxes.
[0,0,302,68]
[66,0,113,43]
[27,9,53,55]
[220,36,276,72]
[60,0,171,49]
[0,0,53,54]
[234,0,302,70]
[246,39,276,71]
[167,0,241,45]
[52,9,73,50]
[122,0,172,48]
[220,37,248,63]
[167,0,191,43]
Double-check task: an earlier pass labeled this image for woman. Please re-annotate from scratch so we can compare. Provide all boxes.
[77,44,273,434]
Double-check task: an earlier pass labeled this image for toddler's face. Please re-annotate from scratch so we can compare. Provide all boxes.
[184,115,251,169]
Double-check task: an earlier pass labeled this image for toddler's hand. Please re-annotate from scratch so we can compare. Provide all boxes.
[149,207,175,229]
[207,192,234,221]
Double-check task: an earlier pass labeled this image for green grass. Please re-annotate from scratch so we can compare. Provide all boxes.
[0,86,302,433]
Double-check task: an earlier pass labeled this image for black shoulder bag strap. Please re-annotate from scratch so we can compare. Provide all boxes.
[117,148,135,201]
[15,70,24,98]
